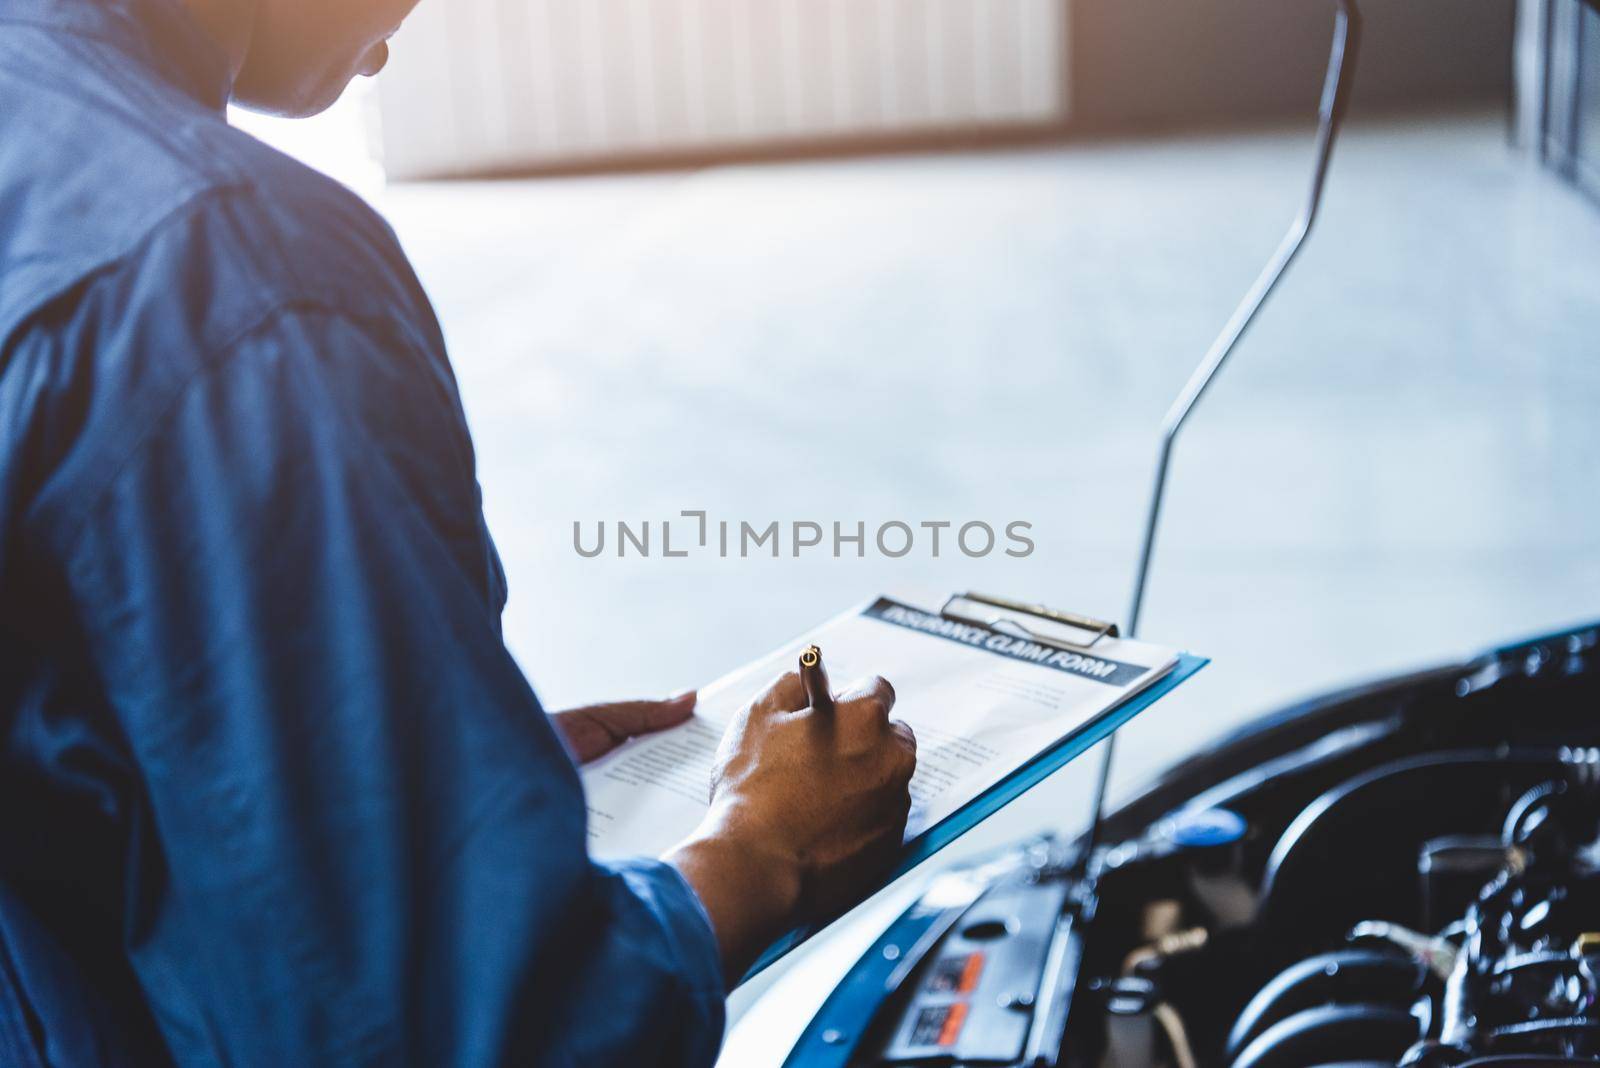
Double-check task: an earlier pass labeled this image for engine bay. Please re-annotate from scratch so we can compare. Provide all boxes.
[786,623,1600,1066]
[1093,747,1600,1065]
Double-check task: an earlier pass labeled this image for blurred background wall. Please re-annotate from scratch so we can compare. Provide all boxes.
[377,0,1067,178]
[1067,0,1512,128]
[374,0,1517,180]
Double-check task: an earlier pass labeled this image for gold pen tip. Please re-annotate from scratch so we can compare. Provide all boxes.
[800,645,820,667]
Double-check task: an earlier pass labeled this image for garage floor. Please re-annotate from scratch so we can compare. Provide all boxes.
[374,109,1600,1053]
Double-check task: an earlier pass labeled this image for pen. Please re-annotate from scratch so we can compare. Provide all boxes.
[799,644,834,715]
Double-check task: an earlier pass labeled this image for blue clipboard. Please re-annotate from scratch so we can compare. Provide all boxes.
[743,616,1207,980]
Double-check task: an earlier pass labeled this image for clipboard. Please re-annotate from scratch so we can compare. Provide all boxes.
[744,592,1207,978]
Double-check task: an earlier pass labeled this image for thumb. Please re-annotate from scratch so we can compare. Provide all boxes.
[552,690,697,764]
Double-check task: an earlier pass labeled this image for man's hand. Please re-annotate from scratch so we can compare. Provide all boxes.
[550,691,697,764]
[664,670,917,982]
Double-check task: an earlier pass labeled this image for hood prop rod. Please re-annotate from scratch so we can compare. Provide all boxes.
[1076,0,1363,883]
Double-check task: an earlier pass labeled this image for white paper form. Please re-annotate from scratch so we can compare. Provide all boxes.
[581,596,1180,861]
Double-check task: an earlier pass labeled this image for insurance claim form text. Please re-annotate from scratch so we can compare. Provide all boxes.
[580,596,1181,861]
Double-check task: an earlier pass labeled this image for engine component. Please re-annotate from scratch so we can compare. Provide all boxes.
[1419,835,1510,931]
[1097,978,1200,1068]
[1235,767,1600,1065]
[1231,1004,1420,1068]
[1165,808,1257,929]
[1348,921,1459,981]
[1225,949,1430,1059]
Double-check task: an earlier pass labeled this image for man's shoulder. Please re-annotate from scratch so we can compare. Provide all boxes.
[0,43,423,348]
[133,143,429,349]
[0,65,451,550]
[1,163,457,566]
[2,128,440,404]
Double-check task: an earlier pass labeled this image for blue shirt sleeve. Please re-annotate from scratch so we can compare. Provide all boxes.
[53,304,725,1066]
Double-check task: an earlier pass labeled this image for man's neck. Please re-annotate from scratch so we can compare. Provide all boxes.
[177,0,254,81]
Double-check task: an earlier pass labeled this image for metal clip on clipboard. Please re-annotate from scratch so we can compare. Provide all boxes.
[940,592,1119,653]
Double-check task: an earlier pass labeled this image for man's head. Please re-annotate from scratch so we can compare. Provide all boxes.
[225,0,419,117]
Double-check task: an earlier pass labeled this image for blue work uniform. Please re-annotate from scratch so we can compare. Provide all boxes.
[0,0,725,1063]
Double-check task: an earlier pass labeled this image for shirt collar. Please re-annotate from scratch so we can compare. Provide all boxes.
[0,0,234,112]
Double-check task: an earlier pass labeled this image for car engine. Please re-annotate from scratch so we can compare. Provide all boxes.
[785,624,1600,1066]
[1098,752,1600,1065]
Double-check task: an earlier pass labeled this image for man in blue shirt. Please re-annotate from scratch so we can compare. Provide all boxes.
[0,0,919,1063]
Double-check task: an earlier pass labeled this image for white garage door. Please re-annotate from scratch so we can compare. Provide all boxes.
[377,0,1067,179]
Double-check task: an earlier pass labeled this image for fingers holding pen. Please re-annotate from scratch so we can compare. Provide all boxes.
[792,646,912,773]
[799,644,833,715]
[838,677,915,776]
[834,675,895,723]
[889,719,917,759]
[832,675,910,763]
[752,669,808,716]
